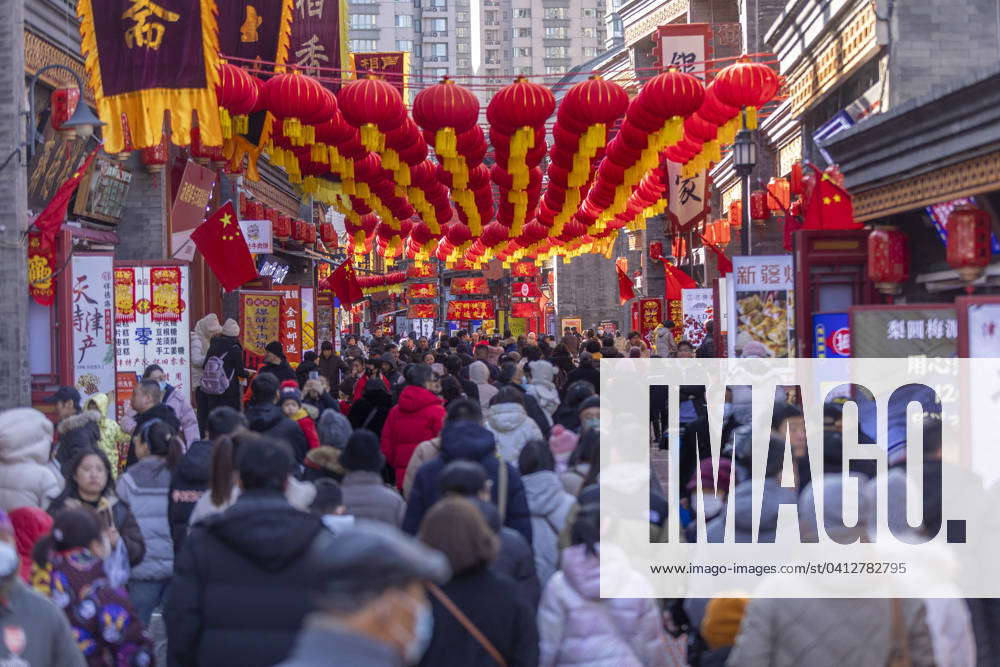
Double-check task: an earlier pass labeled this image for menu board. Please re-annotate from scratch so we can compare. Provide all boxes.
[850,305,957,358]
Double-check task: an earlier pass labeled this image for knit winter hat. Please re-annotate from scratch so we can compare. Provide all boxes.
[266,341,284,357]
[221,318,240,337]
[340,429,385,473]
[528,360,556,384]
[701,597,749,649]
[279,382,302,406]
[548,424,578,457]
[197,313,222,338]
[577,395,600,414]
[317,409,352,449]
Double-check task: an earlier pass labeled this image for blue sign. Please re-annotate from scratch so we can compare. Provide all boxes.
[812,312,851,358]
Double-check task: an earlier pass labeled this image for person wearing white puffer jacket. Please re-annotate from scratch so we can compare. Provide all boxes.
[526,359,559,421]
[486,386,543,464]
[0,408,64,511]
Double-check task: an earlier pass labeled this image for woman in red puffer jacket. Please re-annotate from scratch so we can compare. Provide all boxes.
[380,364,446,490]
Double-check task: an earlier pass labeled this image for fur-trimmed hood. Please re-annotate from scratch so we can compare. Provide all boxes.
[57,409,102,435]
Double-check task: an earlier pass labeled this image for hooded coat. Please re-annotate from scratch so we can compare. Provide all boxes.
[475,498,541,608]
[0,408,63,511]
[380,385,446,490]
[496,382,551,440]
[167,490,338,667]
[525,361,560,418]
[190,314,220,390]
[55,409,102,470]
[340,470,406,527]
[84,393,128,475]
[168,439,213,556]
[468,361,497,411]
[538,544,670,667]
[245,402,310,463]
[115,455,174,580]
[347,379,394,436]
[522,470,576,585]
[485,402,543,464]
[402,422,533,543]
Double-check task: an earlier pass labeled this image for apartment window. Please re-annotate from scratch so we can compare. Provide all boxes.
[582,7,597,17]
[350,39,378,51]
[514,27,531,38]
[544,7,567,19]
[423,17,447,31]
[583,46,598,57]
[545,46,570,57]
[582,27,597,37]
[485,29,499,41]
[429,68,449,78]
[349,0,377,4]
[514,46,531,57]
[424,42,448,58]
[458,58,470,68]
[544,26,568,38]
[514,8,530,18]
[456,27,469,37]
[456,12,468,21]
[486,49,499,63]
[457,42,469,53]
[396,39,414,51]
[349,13,377,28]
[485,11,498,22]
[545,65,566,74]
[429,0,446,6]
[395,14,412,27]
[514,66,533,75]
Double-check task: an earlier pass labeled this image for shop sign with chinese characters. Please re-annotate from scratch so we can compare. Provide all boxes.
[273,285,303,365]
[850,305,958,358]
[446,300,495,321]
[450,277,488,295]
[240,219,273,254]
[240,292,282,358]
[71,255,115,409]
[407,282,438,299]
[113,264,191,415]
[727,255,795,358]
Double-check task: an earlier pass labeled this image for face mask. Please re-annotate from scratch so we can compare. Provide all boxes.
[0,543,18,579]
[157,380,167,392]
[520,377,530,388]
[698,495,725,519]
[581,417,600,432]
[321,514,355,534]
[723,403,734,420]
[404,598,434,665]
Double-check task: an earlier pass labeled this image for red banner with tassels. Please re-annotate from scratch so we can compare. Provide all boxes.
[450,277,488,295]
[446,300,494,320]
[408,303,437,318]
[407,282,438,299]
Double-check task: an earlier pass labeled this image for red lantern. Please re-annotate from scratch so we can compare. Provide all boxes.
[50,88,80,134]
[750,190,769,223]
[767,177,791,211]
[262,72,333,145]
[412,78,480,157]
[946,204,992,282]
[728,200,743,229]
[649,241,663,259]
[636,68,705,121]
[868,226,910,295]
[790,162,805,195]
[216,63,260,136]
[711,57,780,129]
[337,77,406,152]
[275,214,293,240]
[320,222,337,246]
[557,76,628,129]
[486,77,555,133]
[140,134,169,173]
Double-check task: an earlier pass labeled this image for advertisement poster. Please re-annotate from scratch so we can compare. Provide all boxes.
[850,305,958,358]
[114,372,137,422]
[561,318,582,334]
[71,255,115,410]
[598,320,618,335]
[301,287,315,355]
[113,264,192,416]
[812,312,851,358]
[240,292,282,358]
[240,219,273,255]
[681,288,714,348]
[639,298,663,340]
[965,302,1000,357]
[273,286,303,365]
[727,255,795,358]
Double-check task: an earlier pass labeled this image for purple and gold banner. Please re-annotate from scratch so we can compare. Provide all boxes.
[290,0,346,90]
[78,0,222,152]
[217,0,293,64]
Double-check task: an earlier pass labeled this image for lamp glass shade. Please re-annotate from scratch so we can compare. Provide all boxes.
[733,130,756,170]
[59,100,104,139]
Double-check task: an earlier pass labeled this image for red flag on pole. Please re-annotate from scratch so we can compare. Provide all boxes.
[660,259,697,299]
[616,263,635,304]
[698,234,734,274]
[33,147,100,250]
[329,260,364,305]
[803,167,862,230]
[191,201,259,291]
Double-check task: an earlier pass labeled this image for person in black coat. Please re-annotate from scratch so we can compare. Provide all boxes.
[552,381,596,433]
[347,375,393,436]
[294,351,320,388]
[497,361,551,439]
[316,341,348,390]
[403,414,533,544]
[443,354,479,402]
[166,435,338,667]
[566,351,601,394]
[417,496,539,667]
[168,406,247,556]
[199,324,246,419]
[244,373,309,463]
[259,341,297,384]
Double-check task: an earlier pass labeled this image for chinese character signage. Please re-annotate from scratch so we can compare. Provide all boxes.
[290,0,346,88]
[850,305,957,358]
[77,0,223,153]
[273,285,302,365]
[511,262,539,277]
[408,304,437,319]
[963,299,1000,357]
[217,0,295,65]
[240,219,273,254]
[316,290,333,348]
[27,232,56,306]
[170,161,216,261]
[240,291,281,357]
[71,255,115,408]
[598,320,618,335]
[639,298,662,339]
[113,264,192,416]
[812,312,851,358]
[511,301,539,318]
[351,52,408,99]
[407,282,438,299]
[727,255,795,358]
[681,288,713,348]
[446,300,495,321]
[512,282,543,298]
[408,264,436,279]
[450,276,488,295]
[301,287,315,355]
[667,299,683,342]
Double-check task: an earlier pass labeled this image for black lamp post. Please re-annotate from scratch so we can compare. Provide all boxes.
[732,124,757,256]
[25,64,104,160]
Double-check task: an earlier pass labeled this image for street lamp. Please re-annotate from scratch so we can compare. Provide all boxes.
[733,126,757,256]
[25,64,104,161]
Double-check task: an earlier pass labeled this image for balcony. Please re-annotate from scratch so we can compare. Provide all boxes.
[485,40,500,45]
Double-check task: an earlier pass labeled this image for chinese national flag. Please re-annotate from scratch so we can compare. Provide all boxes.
[329,260,364,305]
[191,201,258,291]
[698,234,733,275]
[803,170,862,230]
[617,263,635,304]
[34,147,99,250]
[661,259,697,299]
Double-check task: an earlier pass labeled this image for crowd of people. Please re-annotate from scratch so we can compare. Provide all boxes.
[0,317,988,666]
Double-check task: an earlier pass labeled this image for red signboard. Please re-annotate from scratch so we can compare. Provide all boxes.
[408,264,436,278]
[512,262,539,277]
[639,298,662,339]
[446,300,495,320]
[352,52,407,99]
[668,299,683,342]
[512,301,539,318]
[407,282,438,299]
[512,282,543,298]
[27,232,56,306]
[450,276,488,295]
[408,303,438,318]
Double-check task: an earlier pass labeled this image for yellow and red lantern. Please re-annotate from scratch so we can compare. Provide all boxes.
[868,226,910,295]
[262,71,333,146]
[337,77,407,153]
[946,203,993,282]
[216,63,260,137]
[728,200,743,229]
[140,134,169,173]
[711,57,781,130]
[767,177,790,211]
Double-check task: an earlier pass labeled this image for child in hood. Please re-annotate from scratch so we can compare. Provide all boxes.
[279,381,321,451]
[83,393,129,477]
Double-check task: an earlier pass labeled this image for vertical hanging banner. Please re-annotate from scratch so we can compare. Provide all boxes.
[316,290,333,348]
[639,298,663,340]
[290,0,347,89]
[114,264,192,415]
[273,285,303,365]
[301,286,316,355]
[71,255,116,408]
[239,291,282,357]
[351,52,408,98]
[27,232,56,306]
[217,0,294,64]
[667,299,683,342]
[657,24,711,235]
[76,0,222,153]
[681,287,714,347]
[169,161,216,261]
